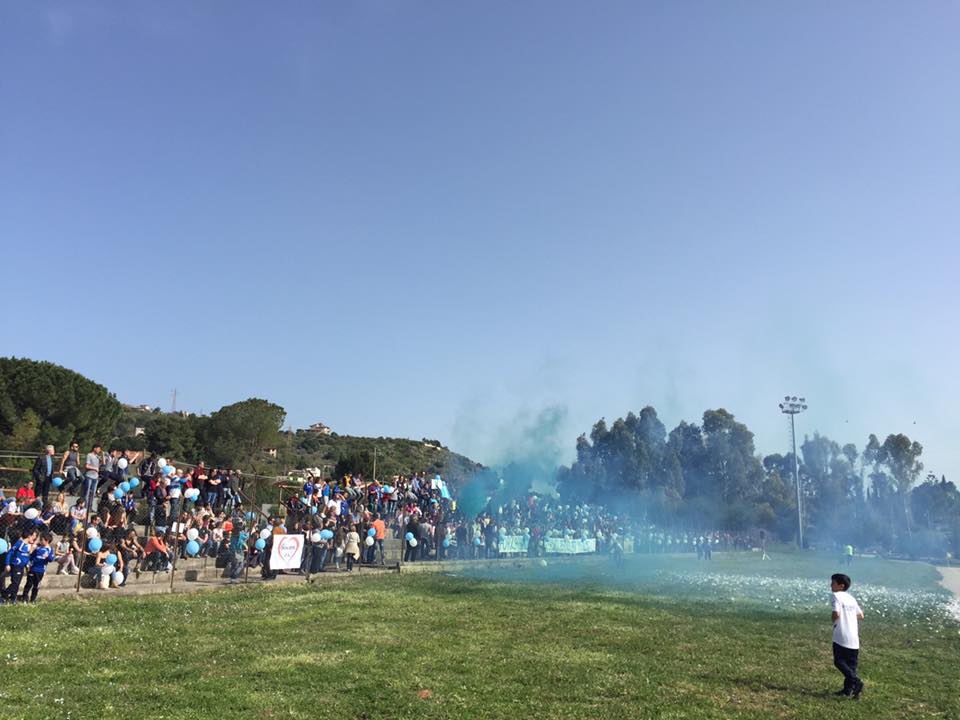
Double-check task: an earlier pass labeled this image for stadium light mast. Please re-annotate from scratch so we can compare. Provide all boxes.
[779,396,808,549]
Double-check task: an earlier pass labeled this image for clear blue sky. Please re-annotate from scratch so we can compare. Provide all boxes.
[3,2,958,480]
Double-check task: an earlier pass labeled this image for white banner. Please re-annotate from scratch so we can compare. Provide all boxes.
[499,536,529,553]
[269,533,305,570]
[544,537,597,554]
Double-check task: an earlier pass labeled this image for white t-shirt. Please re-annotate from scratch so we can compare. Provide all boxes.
[831,591,863,649]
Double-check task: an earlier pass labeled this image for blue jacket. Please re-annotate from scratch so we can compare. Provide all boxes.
[29,546,55,575]
[6,539,32,568]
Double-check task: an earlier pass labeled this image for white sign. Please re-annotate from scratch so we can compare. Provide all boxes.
[269,533,305,569]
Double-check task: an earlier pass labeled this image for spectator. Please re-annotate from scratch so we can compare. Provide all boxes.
[143,531,172,572]
[344,524,360,571]
[59,441,83,494]
[16,480,36,505]
[83,443,102,506]
[32,445,56,506]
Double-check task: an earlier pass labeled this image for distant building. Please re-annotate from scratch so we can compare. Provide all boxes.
[134,427,146,437]
[137,405,152,412]
[308,422,333,435]
[265,448,278,458]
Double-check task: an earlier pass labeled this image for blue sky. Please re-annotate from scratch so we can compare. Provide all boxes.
[2,2,958,480]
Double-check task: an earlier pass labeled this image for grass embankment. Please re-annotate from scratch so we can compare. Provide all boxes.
[0,556,956,720]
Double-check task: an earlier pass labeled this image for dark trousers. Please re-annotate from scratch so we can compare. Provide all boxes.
[21,571,44,602]
[38,477,52,506]
[832,642,861,692]
[3,568,25,602]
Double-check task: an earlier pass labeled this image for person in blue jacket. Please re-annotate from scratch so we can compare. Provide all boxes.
[21,533,55,603]
[2,529,37,604]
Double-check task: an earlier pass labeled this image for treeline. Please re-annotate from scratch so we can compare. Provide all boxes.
[557,406,959,557]
[0,358,481,487]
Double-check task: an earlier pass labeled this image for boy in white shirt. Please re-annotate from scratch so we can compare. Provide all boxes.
[830,573,865,699]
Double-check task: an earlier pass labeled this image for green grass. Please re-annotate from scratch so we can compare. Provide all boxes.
[0,556,956,720]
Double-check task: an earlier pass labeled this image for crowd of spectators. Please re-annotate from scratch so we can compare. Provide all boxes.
[0,443,761,603]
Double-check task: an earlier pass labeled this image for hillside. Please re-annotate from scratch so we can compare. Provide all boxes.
[115,404,483,489]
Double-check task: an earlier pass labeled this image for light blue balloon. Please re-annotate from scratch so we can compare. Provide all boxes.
[120,482,131,493]
[186,540,200,556]
[474,537,482,546]
[162,465,174,476]
[310,506,317,514]
[114,489,124,499]
[129,477,140,488]
[106,553,118,565]
[367,528,376,537]
[0,539,8,554]
[405,532,414,542]
[52,477,63,488]
[320,529,333,540]
[88,538,103,553]
[442,538,451,548]
[254,538,266,550]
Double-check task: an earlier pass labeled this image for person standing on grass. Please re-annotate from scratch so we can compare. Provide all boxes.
[830,573,865,699]
[21,533,54,603]
[2,528,37,604]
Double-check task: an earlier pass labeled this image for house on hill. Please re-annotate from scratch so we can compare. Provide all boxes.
[308,422,333,435]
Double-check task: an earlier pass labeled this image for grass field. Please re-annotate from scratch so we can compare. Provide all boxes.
[0,553,956,720]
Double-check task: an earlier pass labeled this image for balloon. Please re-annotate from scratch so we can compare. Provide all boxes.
[88,538,103,553]
[442,538,451,548]
[474,537,482,546]
[129,477,140,489]
[365,536,375,547]
[0,539,8,554]
[24,508,39,520]
[120,482,131,493]
[162,465,174,476]
[405,532,414,542]
[310,506,317,514]
[114,489,124,500]
[113,570,124,584]
[222,521,233,532]
[168,487,181,499]
[259,529,272,540]
[158,458,167,469]
[106,553,118,566]
[254,539,266,550]
[186,528,199,541]
[367,528,376,537]
[409,538,418,547]
[86,527,100,539]
[320,529,334,540]
[383,485,393,494]
[102,564,115,576]
[118,458,128,470]
[186,540,200,556]
[52,477,63,488]
[310,531,322,543]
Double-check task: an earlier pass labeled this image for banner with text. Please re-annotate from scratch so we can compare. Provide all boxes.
[544,538,597,554]
[269,534,305,570]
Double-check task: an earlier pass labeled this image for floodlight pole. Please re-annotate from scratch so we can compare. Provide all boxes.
[779,397,808,550]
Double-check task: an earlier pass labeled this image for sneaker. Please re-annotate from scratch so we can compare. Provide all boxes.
[851,681,864,699]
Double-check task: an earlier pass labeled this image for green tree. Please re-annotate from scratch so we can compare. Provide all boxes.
[0,357,122,450]
[202,398,286,470]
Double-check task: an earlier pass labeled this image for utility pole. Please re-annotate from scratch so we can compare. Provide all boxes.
[779,396,808,549]
[171,388,177,413]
